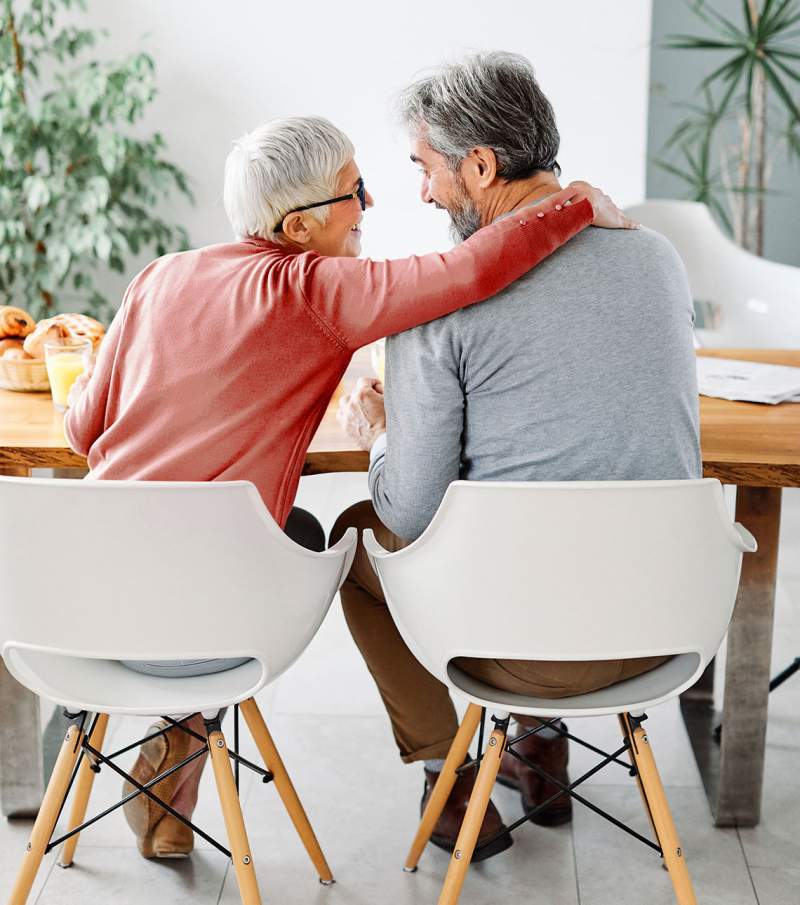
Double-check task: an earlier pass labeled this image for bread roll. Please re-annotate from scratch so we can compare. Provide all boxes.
[23,318,69,359]
[3,346,35,360]
[0,306,36,338]
[23,313,105,359]
[56,313,105,350]
[0,338,25,355]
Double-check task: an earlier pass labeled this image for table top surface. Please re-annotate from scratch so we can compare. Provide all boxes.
[1,348,799,485]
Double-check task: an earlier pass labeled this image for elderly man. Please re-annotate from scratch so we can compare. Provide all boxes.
[333,51,700,860]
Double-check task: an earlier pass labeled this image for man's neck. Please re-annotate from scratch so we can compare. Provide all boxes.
[480,172,563,226]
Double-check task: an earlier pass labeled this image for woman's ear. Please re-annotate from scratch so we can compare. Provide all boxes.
[282,212,313,245]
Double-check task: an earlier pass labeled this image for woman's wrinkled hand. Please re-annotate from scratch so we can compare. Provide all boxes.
[537,181,640,230]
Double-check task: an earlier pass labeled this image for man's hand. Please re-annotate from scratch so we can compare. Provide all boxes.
[337,377,386,451]
[536,181,640,230]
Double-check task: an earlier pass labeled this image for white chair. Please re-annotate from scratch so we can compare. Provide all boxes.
[363,478,756,905]
[626,200,800,348]
[0,476,356,905]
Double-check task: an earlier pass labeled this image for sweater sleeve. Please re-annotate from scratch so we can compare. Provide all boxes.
[297,198,592,351]
[63,293,127,456]
[368,319,465,540]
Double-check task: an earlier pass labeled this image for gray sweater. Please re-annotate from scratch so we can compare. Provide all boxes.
[368,225,701,541]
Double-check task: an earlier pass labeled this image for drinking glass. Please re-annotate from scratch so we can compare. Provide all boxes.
[44,338,92,411]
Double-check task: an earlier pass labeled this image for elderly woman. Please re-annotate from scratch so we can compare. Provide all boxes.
[64,115,633,858]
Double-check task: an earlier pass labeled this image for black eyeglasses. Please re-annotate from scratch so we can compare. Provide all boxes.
[274,177,367,233]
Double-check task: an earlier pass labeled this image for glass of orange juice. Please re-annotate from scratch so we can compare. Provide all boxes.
[44,338,92,411]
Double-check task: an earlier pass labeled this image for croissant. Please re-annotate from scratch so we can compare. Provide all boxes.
[0,306,36,338]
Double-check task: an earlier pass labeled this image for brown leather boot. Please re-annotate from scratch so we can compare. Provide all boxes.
[123,720,200,859]
[423,763,513,862]
[496,722,572,826]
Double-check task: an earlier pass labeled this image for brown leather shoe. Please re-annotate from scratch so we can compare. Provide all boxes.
[423,764,513,862]
[496,723,572,826]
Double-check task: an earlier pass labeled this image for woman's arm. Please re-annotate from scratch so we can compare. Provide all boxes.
[63,297,127,456]
[295,184,633,351]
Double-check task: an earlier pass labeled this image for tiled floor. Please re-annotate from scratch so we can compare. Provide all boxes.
[2,475,798,904]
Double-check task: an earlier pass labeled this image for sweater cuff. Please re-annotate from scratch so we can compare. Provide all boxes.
[369,431,387,464]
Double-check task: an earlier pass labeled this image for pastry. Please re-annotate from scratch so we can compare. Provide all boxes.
[0,306,36,338]
[2,346,35,360]
[22,313,105,359]
[22,318,69,359]
[0,338,25,355]
[55,313,105,350]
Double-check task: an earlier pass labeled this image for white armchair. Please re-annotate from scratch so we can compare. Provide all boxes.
[626,200,800,348]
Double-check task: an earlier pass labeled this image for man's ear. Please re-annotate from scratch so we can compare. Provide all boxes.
[281,212,313,245]
[463,147,498,189]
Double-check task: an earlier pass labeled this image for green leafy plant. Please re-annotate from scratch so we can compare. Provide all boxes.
[0,0,192,322]
[658,0,800,256]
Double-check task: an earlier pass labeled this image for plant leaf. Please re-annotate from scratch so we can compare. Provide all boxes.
[760,0,791,34]
[708,195,733,233]
[688,0,747,40]
[764,7,800,36]
[699,53,748,91]
[744,55,756,118]
[769,53,800,83]
[771,48,800,60]
[653,158,697,185]
[665,36,742,49]
[762,56,800,120]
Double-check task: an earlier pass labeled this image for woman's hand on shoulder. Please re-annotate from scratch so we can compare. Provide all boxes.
[540,181,640,230]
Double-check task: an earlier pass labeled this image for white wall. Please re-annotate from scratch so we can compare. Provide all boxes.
[77,0,652,286]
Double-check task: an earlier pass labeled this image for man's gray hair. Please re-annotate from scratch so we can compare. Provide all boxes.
[398,51,560,180]
[223,116,355,241]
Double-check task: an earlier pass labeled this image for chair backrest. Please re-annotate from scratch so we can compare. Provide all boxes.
[626,200,800,348]
[0,477,355,685]
[364,479,754,692]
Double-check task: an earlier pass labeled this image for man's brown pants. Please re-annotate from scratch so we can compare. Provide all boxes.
[330,500,668,764]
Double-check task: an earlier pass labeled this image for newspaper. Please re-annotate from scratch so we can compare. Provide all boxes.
[697,356,800,404]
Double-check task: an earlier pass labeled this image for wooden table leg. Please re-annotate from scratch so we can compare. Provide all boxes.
[681,485,781,827]
[0,466,45,818]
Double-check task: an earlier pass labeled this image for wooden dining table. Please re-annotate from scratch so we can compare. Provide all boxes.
[0,347,798,827]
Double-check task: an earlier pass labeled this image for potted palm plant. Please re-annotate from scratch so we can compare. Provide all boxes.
[656,0,800,256]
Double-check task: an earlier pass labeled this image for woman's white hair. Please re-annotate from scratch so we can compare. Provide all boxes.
[223,116,355,242]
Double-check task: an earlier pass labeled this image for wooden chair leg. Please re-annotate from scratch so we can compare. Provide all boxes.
[208,727,263,905]
[625,716,698,905]
[239,698,333,884]
[58,713,109,868]
[405,703,483,871]
[9,721,85,905]
[618,713,660,846]
[437,717,508,905]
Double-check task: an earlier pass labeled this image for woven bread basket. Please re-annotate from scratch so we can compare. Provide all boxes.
[0,356,50,392]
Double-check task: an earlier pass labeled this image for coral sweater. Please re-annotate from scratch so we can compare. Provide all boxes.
[64,201,591,527]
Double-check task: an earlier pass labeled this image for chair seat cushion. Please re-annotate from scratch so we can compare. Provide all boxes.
[4,647,265,716]
[446,652,701,717]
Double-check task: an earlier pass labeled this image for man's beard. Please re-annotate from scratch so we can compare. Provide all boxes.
[446,172,482,243]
